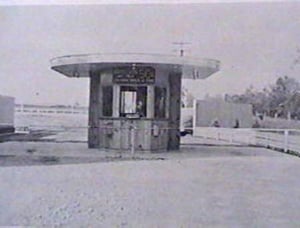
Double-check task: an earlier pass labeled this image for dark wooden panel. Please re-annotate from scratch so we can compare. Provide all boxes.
[88,71,100,148]
[168,73,182,150]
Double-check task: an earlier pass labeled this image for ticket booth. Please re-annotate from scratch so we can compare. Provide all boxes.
[50,53,220,152]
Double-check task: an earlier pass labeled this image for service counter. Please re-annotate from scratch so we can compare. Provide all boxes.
[87,65,181,151]
[98,118,169,151]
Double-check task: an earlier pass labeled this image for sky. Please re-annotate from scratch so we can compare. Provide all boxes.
[0,1,300,105]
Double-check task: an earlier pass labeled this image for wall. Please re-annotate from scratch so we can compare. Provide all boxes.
[195,99,253,128]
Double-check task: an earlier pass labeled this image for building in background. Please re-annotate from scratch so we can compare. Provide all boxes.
[194,98,253,129]
[15,104,88,115]
[0,95,15,134]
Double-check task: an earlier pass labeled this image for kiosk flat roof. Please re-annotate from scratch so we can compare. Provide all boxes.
[50,53,220,79]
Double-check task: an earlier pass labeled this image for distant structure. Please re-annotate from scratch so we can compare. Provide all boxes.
[194,98,253,129]
[15,104,88,115]
[0,95,15,134]
[181,87,195,108]
[51,53,220,152]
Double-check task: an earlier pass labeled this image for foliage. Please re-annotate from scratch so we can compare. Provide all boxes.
[225,76,300,119]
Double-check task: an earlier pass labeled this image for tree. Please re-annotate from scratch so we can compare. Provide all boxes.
[226,76,300,118]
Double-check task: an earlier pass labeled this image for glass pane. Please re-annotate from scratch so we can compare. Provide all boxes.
[120,86,147,117]
[123,91,136,113]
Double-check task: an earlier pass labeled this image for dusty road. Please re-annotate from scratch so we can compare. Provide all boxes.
[0,142,299,227]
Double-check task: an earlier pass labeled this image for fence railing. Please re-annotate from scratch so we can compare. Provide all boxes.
[255,129,300,154]
[193,127,256,145]
[10,124,300,156]
[194,127,300,155]
[13,124,181,154]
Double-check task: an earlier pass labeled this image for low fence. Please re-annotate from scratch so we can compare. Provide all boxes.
[255,129,300,154]
[14,124,88,144]
[193,127,257,145]
[10,123,300,156]
[194,127,300,155]
[13,124,177,154]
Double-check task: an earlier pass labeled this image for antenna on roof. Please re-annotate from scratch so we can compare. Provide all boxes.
[172,41,191,57]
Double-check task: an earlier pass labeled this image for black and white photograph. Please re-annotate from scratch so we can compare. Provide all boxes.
[0,0,300,226]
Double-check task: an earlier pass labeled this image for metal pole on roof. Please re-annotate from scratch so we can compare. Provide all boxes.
[172,41,191,57]
[130,125,135,155]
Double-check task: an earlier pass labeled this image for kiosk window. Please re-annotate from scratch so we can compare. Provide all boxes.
[120,86,147,117]
[102,86,113,117]
[154,87,166,118]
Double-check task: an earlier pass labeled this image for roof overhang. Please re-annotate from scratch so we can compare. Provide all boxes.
[50,53,220,79]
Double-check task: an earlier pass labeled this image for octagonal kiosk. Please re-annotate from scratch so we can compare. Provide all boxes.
[50,53,220,152]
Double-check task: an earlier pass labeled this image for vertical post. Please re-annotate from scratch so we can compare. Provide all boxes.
[193,99,197,136]
[88,71,100,148]
[168,72,181,150]
[246,131,251,145]
[266,133,269,148]
[131,126,135,155]
[284,130,289,152]
[147,86,154,119]
[112,84,120,118]
[252,129,257,146]
[230,131,233,143]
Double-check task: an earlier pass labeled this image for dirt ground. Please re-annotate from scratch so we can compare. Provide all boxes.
[1,137,300,227]
[0,137,284,167]
[0,130,252,167]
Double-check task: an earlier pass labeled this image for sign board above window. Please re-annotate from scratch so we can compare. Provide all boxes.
[113,66,155,84]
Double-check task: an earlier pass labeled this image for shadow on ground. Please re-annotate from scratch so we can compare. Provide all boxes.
[0,131,291,167]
